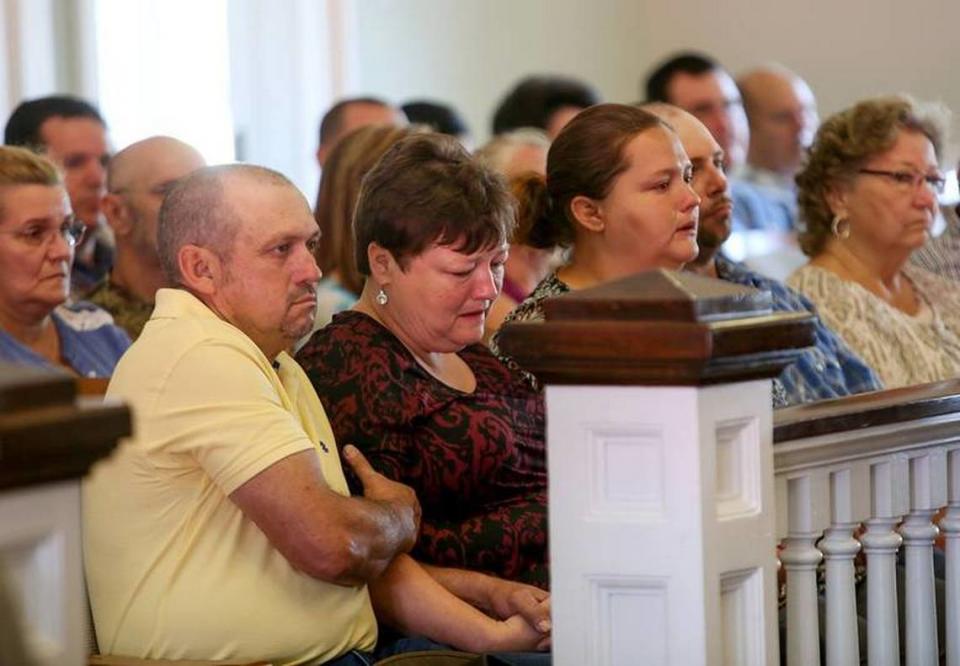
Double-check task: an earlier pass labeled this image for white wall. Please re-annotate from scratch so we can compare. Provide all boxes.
[352,0,960,160]
[5,0,958,185]
[0,0,61,116]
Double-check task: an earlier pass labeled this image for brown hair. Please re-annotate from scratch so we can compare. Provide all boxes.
[796,95,949,256]
[512,103,670,249]
[353,133,516,274]
[314,125,412,294]
[0,146,62,222]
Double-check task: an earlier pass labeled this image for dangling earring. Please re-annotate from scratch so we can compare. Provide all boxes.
[831,214,851,240]
[375,287,388,306]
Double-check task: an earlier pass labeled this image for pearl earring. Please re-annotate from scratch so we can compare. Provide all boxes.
[375,288,388,306]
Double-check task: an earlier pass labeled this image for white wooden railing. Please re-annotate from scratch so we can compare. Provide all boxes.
[776,380,960,666]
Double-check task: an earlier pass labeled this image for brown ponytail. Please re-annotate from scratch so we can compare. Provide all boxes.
[510,172,572,250]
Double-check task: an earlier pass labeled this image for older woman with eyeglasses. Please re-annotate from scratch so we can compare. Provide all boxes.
[0,146,129,376]
[787,96,960,388]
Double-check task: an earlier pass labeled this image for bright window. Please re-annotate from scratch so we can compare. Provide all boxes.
[93,0,235,163]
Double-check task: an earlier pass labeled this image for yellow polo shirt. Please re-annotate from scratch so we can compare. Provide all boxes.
[83,289,377,665]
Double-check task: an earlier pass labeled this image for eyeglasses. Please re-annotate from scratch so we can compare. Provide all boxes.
[858,168,946,194]
[0,216,87,249]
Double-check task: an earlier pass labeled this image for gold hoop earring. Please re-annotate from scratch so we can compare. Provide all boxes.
[831,215,851,240]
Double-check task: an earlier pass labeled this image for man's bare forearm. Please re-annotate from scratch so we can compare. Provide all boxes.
[230,449,418,587]
[315,491,419,584]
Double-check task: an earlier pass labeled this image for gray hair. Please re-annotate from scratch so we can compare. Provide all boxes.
[157,164,293,284]
[474,128,550,175]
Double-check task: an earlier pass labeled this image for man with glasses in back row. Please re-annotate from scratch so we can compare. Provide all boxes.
[0,146,129,376]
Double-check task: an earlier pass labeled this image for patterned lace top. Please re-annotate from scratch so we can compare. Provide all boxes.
[488,273,568,388]
[787,264,960,388]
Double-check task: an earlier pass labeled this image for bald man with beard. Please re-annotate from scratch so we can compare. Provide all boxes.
[645,103,882,407]
[88,136,206,338]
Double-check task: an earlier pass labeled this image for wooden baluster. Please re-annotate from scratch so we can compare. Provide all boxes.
[780,474,823,666]
[860,460,903,666]
[821,469,861,665]
[901,454,940,666]
[943,449,960,666]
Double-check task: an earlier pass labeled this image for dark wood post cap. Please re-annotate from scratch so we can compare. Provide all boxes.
[0,363,130,491]
[497,269,816,386]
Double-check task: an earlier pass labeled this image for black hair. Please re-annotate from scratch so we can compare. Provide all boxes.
[401,100,468,138]
[643,52,720,103]
[491,75,599,135]
[4,95,106,148]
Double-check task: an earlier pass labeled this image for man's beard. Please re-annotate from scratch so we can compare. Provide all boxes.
[693,219,731,266]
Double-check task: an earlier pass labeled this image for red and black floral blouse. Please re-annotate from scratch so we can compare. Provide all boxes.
[297,311,548,588]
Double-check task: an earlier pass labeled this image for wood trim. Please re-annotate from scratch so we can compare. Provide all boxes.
[0,399,130,491]
[773,411,960,473]
[0,363,75,411]
[542,268,774,321]
[77,377,111,396]
[498,312,815,386]
[774,379,960,443]
[89,657,273,666]
[0,364,130,491]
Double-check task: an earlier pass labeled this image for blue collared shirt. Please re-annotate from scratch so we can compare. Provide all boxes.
[0,302,130,377]
[715,256,883,405]
[730,176,796,233]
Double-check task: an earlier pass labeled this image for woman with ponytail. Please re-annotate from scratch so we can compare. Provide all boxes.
[491,103,701,362]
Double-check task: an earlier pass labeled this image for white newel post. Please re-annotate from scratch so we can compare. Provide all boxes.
[498,270,816,666]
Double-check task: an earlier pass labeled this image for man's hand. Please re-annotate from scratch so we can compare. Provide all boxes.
[486,578,551,634]
[343,444,421,552]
